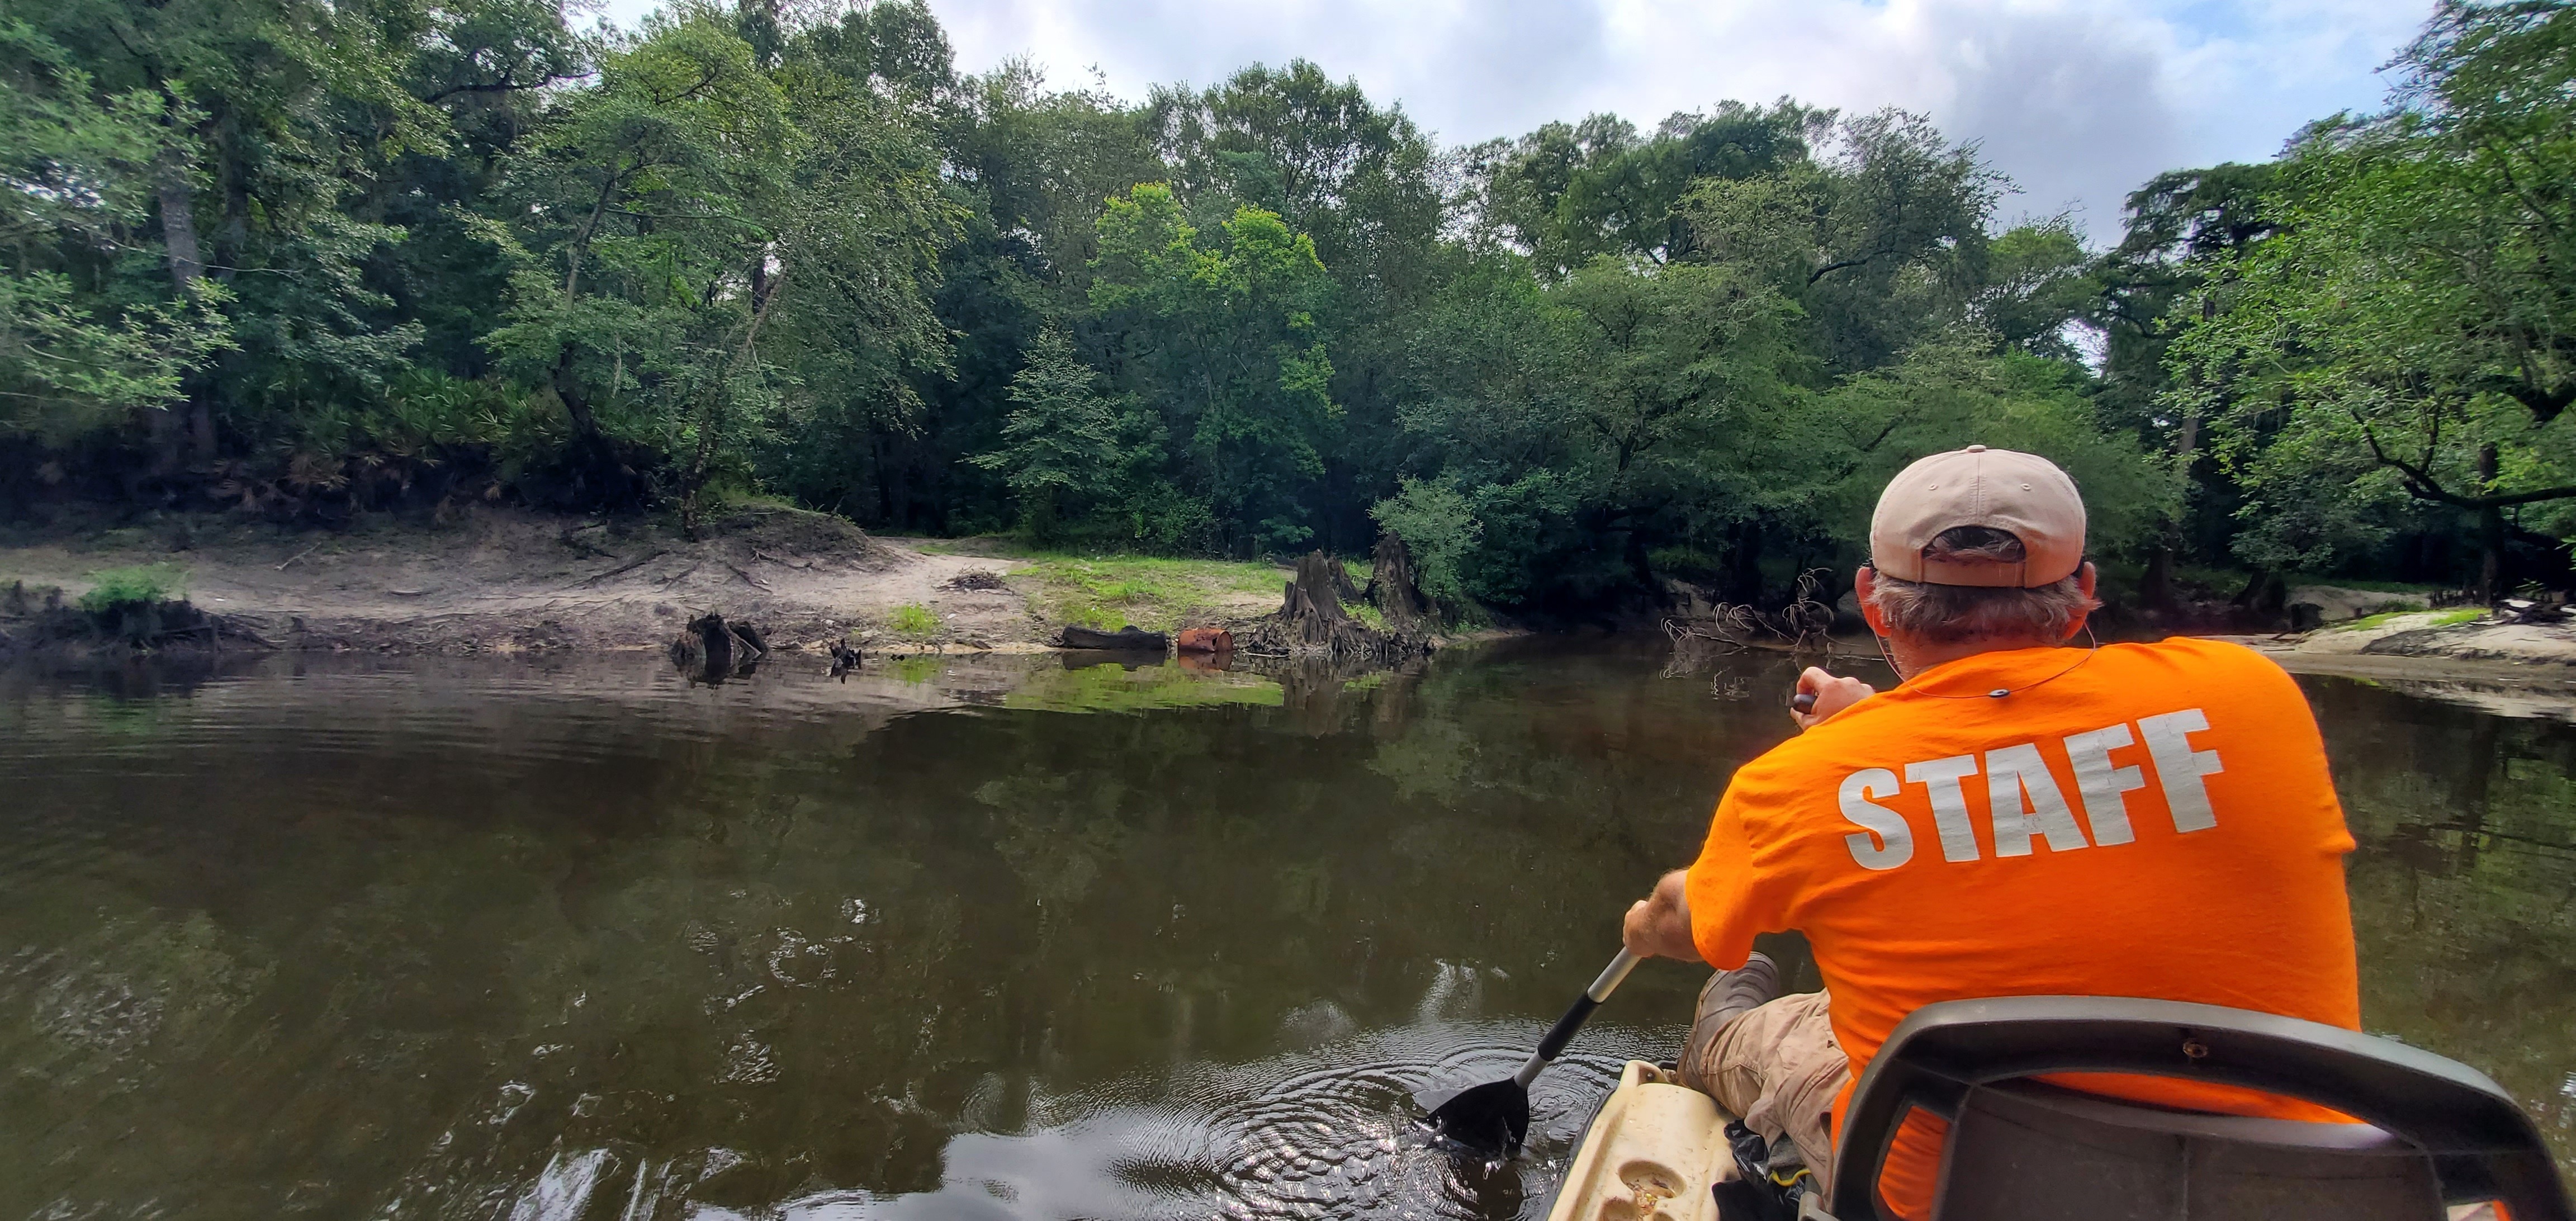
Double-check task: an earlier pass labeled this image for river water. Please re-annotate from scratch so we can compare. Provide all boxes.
[1,639,2569,1219]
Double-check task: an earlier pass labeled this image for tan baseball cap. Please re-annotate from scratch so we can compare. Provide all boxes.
[1869,445,2086,588]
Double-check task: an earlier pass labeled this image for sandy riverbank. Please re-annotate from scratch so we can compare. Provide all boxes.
[0,508,1066,656]
[2214,610,2576,722]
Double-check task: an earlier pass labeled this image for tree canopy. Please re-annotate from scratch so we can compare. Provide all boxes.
[3,0,2566,608]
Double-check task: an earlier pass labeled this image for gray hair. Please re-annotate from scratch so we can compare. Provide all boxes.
[1866,526,2099,644]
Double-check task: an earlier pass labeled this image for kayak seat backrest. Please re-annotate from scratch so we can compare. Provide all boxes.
[1936,1078,2441,1221]
[1819,996,2570,1221]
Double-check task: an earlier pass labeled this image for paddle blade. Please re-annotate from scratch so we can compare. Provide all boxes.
[1414,1077,1530,1158]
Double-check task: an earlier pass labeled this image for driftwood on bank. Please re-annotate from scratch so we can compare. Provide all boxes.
[670,612,768,683]
[1061,624,1169,651]
[1662,567,1838,659]
[1240,548,1436,661]
[1176,627,1234,654]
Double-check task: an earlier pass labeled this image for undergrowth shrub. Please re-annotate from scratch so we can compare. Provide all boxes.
[76,564,191,643]
[77,564,186,614]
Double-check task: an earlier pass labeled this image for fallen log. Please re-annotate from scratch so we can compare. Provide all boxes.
[1176,627,1234,654]
[1062,624,1169,651]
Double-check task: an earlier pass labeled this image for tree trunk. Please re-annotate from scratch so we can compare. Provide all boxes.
[2146,411,2199,614]
[1725,519,1764,603]
[2478,504,2507,603]
[1367,531,1432,627]
[551,345,598,437]
[156,179,219,467]
[1330,551,1363,605]
[2141,548,2175,612]
[157,182,206,290]
[2476,442,2506,602]
[188,399,216,460]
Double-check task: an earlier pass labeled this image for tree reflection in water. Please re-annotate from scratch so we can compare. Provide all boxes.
[0,642,2566,1219]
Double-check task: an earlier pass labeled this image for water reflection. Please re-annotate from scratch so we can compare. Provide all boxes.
[0,640,2568,1219]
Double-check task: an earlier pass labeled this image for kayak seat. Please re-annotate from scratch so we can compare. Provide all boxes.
[1935,1078,2441,1220]
[1814,996,2570,1221]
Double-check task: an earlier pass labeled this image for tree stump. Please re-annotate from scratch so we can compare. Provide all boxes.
[1366,531,1432,628]
[671,612,768,682]
[1243,548,1434,660]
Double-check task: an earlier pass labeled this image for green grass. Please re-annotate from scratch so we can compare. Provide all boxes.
[1012,552,1290,632]
[887,603,940,640]
[699,482,801,514]
[78,564,186,614]
[2333,607,2483,633]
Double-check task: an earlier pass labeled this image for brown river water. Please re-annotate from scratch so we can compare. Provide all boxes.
[1,638,2569,1219]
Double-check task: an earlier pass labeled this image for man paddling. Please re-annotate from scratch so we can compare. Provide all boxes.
[1620,445,2361,1217]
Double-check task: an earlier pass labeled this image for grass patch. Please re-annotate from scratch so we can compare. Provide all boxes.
[1012,552,1290,633]
[699,481,802,514]
[2333,607,2483,633]
[78,564,187,614]
[887,603,941,640]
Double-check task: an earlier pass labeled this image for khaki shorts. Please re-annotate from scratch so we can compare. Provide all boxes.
[1678,981,1850,1170]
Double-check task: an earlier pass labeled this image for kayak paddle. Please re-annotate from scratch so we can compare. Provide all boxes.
[1414,948,1642,1157]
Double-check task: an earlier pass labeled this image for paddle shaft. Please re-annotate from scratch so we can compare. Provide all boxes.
[1511,949,1642,1089]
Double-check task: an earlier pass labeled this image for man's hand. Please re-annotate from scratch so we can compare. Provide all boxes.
[1623,868,1702,962]
[1793,666,1876,731]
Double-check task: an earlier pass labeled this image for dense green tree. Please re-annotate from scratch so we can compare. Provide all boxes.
[2171,0,2576,594]
[1389,254,1806,609]
[0,21,230,442]
[1149,60,1446,549]
[1972,219,2099,361]
[480,7,795,509]
[744,16,960,523]
[3,0,2559,614]
[17,0,436,480]
[1089,183,1339,554]
[1469,102,1822,275]
[1682,110,2001,374]
[968,326,1124,537]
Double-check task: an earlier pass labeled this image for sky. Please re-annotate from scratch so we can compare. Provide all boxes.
[599,0,2436,239]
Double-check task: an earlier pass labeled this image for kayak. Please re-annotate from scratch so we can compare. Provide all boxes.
[1543,1061,1740,1221]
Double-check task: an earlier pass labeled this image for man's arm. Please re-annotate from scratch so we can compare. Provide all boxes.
[1622,868,1701,962]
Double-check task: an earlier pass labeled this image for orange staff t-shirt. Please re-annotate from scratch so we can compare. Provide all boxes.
[1685,637,2360,1218]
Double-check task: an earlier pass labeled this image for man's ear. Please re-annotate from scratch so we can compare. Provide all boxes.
[1855,565,1890,637]
[2064,561,2099,640]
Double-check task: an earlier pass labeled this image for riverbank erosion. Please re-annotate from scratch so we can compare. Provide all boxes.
[0,511,1500,664]
[2254,607,2576,668]
[0,509,1063,657]
[2213,609,2576,723]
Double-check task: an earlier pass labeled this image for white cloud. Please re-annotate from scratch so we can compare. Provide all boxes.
[600,0,2435,239]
